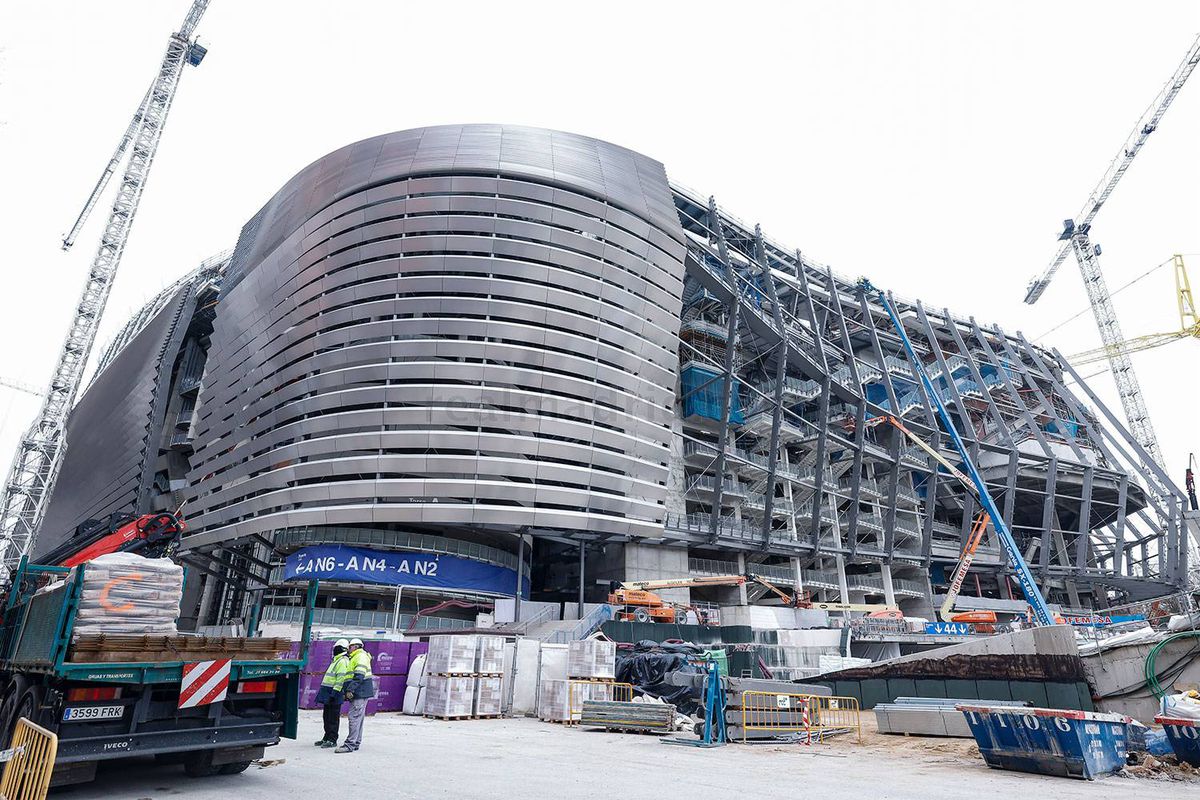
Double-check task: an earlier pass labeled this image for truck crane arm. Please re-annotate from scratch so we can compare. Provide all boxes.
[1024,34,1200,305]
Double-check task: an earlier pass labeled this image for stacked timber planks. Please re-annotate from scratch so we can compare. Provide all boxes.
[580,700,674,734]
[69,634,292,663]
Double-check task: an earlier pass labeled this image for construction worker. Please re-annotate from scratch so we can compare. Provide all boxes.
[335,638,374,753]
[314,639,351,748]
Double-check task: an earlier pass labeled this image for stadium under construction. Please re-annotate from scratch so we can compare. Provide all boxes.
[28,124,1194,633]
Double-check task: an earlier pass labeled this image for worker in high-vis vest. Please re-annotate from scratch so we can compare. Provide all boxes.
[314,639,351,748]
[336,638,375,753]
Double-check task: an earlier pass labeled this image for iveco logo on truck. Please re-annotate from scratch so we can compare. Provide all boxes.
[102,741,130,750]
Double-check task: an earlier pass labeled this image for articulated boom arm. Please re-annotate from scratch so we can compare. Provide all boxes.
[866,282,1056,626]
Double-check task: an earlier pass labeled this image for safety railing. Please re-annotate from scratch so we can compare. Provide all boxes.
[0,718,58,800]
[739,691,861,744]
[567,680,634,720]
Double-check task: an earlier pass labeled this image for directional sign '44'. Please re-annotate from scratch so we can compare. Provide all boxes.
[925,622,972,636]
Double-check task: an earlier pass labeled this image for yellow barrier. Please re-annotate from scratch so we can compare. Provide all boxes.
[567,680,634,721]
[739,691,861,744]
[0,718,58,800]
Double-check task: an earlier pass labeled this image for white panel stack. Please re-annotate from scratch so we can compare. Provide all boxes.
[567,639,616,679]
[426,635,479,675]
[475,635,504,675]
[474,676,503,717]
[425,676,476,719]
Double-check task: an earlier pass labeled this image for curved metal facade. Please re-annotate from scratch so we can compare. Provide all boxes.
[183,125,686,550]
[33,282,195,559]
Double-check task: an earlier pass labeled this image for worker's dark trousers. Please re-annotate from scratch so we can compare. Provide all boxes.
[322,700,341,743]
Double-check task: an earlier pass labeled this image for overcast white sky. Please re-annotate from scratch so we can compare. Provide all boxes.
[0,1,1197,489]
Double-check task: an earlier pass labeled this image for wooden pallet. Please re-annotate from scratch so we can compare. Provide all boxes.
[423,714,502,721]
[69,634,292,664]
[540,718,579,726]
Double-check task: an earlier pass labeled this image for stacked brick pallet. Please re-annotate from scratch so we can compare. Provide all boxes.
[424,634,507,720]
[539,639,618,724]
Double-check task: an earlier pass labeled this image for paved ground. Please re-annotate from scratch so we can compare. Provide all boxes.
[69,711,1197,799]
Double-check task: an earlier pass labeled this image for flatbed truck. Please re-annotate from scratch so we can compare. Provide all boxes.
[0,557,316,786]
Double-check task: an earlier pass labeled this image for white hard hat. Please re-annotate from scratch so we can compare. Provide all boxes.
[348,638,364,647]
[335,638,350,649]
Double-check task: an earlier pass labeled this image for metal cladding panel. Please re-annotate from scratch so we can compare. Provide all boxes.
[184,125,687,550]
[33,285,192,560]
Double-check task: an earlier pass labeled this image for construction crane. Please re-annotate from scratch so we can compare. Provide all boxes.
[1023,35,1200,475]
[1069,254,1199,365]
[0,1,211,574]
[865,280,1058,626]
[0,378,45,399]
[1187,454,1197,512]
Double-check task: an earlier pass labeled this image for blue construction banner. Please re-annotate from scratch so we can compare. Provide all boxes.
[925,621,972,636]
[283,545,527,598]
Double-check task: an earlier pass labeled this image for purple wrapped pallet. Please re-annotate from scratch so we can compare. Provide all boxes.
[309,639,334,666]
[373,642,411,675]
[375,675,408,711]
[283,641,303,661]
[298,673,323,710]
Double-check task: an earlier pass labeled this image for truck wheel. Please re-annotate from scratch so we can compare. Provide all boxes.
[633,608,651,623]
[0,675,27,745]
[218,761,252,775]
[183,752,220,778]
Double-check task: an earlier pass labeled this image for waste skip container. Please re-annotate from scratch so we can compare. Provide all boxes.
[1154,716,1200,767]
[957,704,1131,780]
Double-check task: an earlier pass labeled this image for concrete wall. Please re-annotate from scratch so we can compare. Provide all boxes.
[1086,637,1200,722]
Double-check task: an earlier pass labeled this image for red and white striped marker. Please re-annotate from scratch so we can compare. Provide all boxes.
[179,659,232,709]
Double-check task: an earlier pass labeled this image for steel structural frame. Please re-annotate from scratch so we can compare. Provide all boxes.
[667,184,1185,602]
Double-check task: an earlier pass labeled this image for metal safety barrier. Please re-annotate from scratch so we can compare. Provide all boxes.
[739,691,862,744]
[567,680,634,720]
[0,718,57,800]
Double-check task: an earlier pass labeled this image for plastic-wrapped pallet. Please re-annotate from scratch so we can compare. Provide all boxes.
[402,686,422,715]
[73,553,183,636]
[538,679,571,722]
[567,639,615,679]
[425,635,478,675]
[474,676,503,717]
[425,676,475,718]
[537,679,615,722]
[475,635,504,675]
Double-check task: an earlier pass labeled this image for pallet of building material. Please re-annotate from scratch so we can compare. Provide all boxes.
[69,634,292,663]
[875,698,1031,738]
[568,639,615,680]
[474,676,503,717]
[424,676,476,719]
[426,635,478,676]
[580,701,675,734]
[475,636,504,675]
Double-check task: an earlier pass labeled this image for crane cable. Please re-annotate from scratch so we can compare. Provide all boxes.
[1035,257,1175,341]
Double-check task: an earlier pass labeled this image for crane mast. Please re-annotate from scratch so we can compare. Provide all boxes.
[0,1,211,572]
[1021,34,1200,524]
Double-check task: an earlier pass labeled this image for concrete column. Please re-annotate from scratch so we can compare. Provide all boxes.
[734,552,749,605]
[881,564,896,606]
[792,557,804,596]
